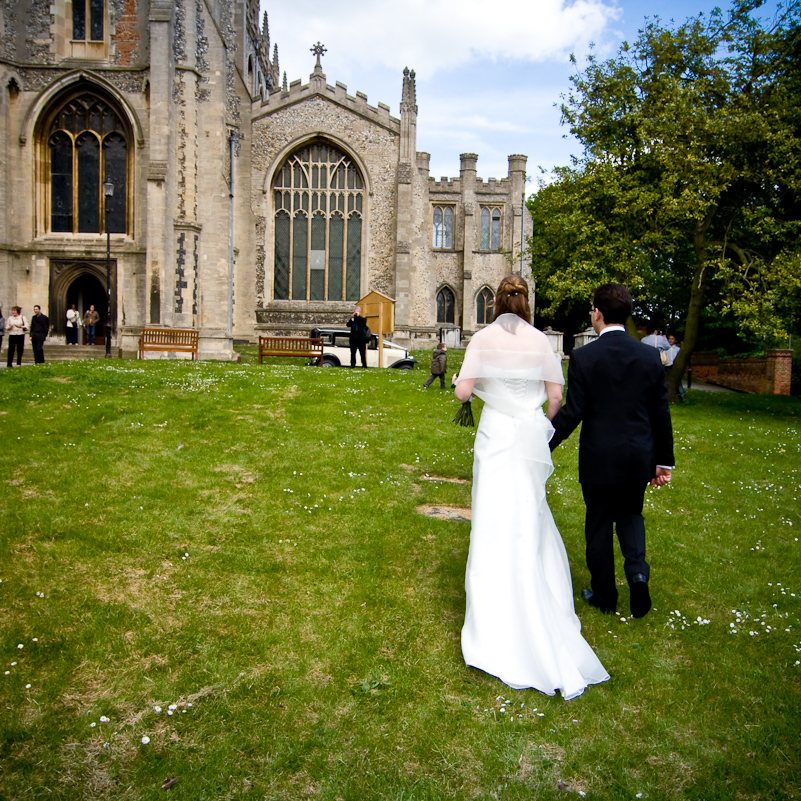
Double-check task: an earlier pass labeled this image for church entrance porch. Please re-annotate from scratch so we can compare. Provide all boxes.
[50,260,116,344]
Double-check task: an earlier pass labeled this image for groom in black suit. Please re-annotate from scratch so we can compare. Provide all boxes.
[550,283,674,618]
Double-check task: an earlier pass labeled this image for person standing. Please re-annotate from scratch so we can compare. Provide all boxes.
[5,306,27,367]
[455,275,609,698]
[666,334,680,366]
[0,307,5,355]
[641,323,670,352]
[65,304,80,345]
[550,283,674,619]
[346,306,369,368]
[30,305,50,365]
[424,343,448,388]
[666,334,685,400]
[83,304,99,345]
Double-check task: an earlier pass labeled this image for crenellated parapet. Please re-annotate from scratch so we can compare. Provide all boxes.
[255,73,400,132]
[427,175,513,194]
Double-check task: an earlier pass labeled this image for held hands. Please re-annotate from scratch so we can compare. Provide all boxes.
[650,467,672,487]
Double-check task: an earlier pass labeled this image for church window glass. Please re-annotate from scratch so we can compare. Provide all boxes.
[274,211,290,299]
[50,132,73,232]
[73,0,104,41]
[437,287,455,324]
[328,213,344,300]
[46,91,129,234]
[476,287,493,325]
[292,212,308,300]
[76,132,100,232]
[310,213,326,300]
[272,143,364,301]
[432,205,454,249]
[346,213,362,300]
[480,207,502,251]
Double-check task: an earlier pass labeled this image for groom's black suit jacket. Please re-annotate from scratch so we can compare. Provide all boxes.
[550,330,674,485]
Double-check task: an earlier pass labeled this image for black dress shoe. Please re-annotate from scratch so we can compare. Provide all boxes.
[581,588,616,614]
[629,573,651,618]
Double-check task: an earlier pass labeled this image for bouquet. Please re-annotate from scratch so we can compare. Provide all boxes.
[452,400,474,427]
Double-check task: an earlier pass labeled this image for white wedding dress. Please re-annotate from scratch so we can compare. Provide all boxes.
[458,314,609,699]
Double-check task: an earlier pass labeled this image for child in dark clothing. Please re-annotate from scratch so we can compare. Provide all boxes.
[424,343,448,388]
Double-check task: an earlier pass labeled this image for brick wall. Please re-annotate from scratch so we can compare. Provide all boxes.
[112,0,140,66]
[690,350,793,395]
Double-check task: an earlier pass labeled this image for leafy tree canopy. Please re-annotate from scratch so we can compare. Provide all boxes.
[528,0,801,397]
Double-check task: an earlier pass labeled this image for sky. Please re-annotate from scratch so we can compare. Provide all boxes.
[259,0,751,191]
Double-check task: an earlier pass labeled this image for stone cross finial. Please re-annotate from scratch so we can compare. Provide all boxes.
[311,42,327,68]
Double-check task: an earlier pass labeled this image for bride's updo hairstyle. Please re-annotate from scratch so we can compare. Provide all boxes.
[491,274,531,324]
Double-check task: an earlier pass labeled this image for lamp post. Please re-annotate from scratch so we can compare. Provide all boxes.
[103,180,114,358]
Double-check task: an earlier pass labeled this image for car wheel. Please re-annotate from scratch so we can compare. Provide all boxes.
[396,363,414,370]
[322,357,338,367]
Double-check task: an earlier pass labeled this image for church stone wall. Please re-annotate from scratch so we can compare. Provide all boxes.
[1,0,528,357]
[401,154,527,345]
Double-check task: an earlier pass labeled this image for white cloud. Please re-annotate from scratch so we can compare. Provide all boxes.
[265,0,620,82]
[259,0,625,182]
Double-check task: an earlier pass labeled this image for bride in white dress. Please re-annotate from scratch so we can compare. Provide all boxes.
[455,275,609,699]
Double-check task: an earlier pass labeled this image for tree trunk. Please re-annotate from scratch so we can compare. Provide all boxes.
[668,215,715,402]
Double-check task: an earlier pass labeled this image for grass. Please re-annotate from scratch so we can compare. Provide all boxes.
[0,353,799,800]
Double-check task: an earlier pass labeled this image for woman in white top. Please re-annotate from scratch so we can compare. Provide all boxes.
[66,304,80,345]
[5,306,27,367]
[454,275,609,699]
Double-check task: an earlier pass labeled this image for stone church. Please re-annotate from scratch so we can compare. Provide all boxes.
[0,0,529,358]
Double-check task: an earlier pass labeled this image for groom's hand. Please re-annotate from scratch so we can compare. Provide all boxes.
[650,467,671,487]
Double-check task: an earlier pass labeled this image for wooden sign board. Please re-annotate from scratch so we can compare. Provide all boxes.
[358,290,395,368]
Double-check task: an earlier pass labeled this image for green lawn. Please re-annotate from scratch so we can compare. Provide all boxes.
[1,356,799,800]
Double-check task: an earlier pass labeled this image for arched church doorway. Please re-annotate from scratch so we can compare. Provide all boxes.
[66,272,106,344]
[50,260,116,342]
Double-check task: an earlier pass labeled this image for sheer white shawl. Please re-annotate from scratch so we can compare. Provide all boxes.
[457,314,563,385]
[456,314,564,445]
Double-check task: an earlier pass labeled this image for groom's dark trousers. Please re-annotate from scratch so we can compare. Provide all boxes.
[550,330,674,610]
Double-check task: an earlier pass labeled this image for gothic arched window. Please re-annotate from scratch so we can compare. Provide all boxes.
[273,143,364,301]
[432,205,454,249]
[437,286,455,324]
[476,287,493,325]
[480,207,502,251]
[47,91,128,234]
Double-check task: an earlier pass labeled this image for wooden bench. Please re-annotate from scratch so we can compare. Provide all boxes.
[258,336,324,365]
[138,328,200,360]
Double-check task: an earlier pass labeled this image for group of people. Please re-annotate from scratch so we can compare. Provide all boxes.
[642,326,684,398]
[65,304,101,346]
[2,305,49,367]
[454,276,674,699]
[1,303,101,366]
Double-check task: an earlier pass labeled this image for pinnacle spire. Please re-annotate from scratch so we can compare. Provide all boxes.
[401,67,417,113]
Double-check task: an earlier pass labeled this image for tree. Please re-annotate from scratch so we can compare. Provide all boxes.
[528,0,801,399]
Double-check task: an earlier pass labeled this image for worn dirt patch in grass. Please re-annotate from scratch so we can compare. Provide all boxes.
[416,505,471,522]
[421,475,470,484]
